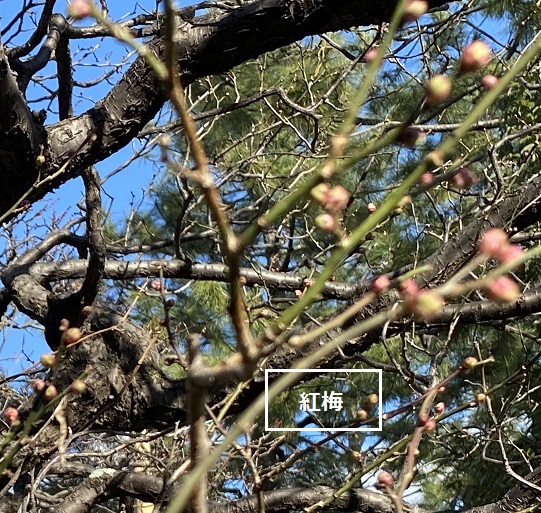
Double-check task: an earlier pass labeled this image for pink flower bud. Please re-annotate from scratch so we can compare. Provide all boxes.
[315,213,337,232]
[450,167,478,189]
[434,402,445,414]
[425,418,437,431]
[462,356,478,370]
[63,327,82,346]
[481,74,499,90]
[362,48,379,63]
[377,471,394,487]
[420,173,434,185]
[3,407,19,425]
[498,244,524,264]
[402,0,428,23]
[67,0,92,20]
[459,41,491,73]
[370,275,390,294]
[424,74,452,105]
[478,228,508,258]
[31,379,46,392]
[397,127,426,149]
[476,393,486,404]
[399,279,419,297]
[367,202,377,213]
[326,185,350,212]
[486,276,520,304]
[151,280,162,291]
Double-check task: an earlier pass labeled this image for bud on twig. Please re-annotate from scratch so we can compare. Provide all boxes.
[63,327,82,346]
[40,354,56,368]
[434,402,445,414]
[70,379,87,395]
[424,74,452,105]
[370,275,390,294]
[67,0,92,20]
[481,74,499,90]
[402,0,428,23]
[486,276,520,304]
[44,385,58,401]
[3,407,19,426]
[462,356,478,370]
[377,471,394,488]
[459,41,491,73]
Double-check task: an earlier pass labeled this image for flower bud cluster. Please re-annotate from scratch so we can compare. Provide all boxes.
[477,229,523,303]
[399,279,444,320]
[311,184,350,232]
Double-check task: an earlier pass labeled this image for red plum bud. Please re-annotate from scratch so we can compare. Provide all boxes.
[3,407,19,425]
[486,276,520,304]
[399,279,419,297]
[498,244,524,264]
[417,413,429,426]
[420,173,434,185]
[425,419,437,431]
[377,471,394,487]
[68,0,91,19]
[31,379,46,392]
[478,228,508,258]
[363,48,379,63]
[459,41,491,73]
[370,275,390,294]
[482,74,499,90]
[315,213,337,232]
[326,185,350,212]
